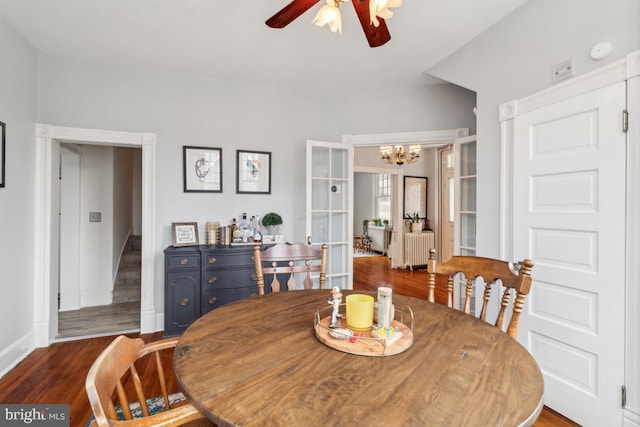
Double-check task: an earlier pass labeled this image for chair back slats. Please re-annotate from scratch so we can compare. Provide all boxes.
[254,243,328,295]
[154,351,171,410]
[86,335,211,426]
[427,248,534,339]
[129,364,149,417]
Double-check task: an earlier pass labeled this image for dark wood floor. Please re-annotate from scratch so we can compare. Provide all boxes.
[0,255,579,427]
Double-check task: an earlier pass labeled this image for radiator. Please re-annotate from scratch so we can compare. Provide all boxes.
[404,231,435,269]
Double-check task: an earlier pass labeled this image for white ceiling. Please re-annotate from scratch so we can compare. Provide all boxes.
[0,0,527,95]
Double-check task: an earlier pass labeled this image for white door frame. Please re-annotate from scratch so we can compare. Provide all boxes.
[499,50,640,425]
[345,128,469,268]
[33,124,157,347]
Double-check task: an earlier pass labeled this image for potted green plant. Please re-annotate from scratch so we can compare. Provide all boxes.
[407,212,422,233]
[262,212,283,235]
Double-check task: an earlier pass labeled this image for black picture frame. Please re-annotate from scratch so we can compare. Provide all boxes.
[236,150,271,194]
[183,146,222,193]
[403,176,428,219]
[0,121,5,188]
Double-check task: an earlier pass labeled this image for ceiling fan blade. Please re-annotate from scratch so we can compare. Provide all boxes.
[352,0,391,48]
[266,0,322,28]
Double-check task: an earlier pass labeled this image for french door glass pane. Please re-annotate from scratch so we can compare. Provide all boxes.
[460,142,476,176]
[312,180,329,211]
[460,213,476,248]
[331,148,347,179]
[312,212,329,243]
[312,146,330,178]
[460,178,476,211]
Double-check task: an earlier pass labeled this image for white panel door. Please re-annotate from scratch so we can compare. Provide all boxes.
[513,82,626,425]
[306,140,353,290]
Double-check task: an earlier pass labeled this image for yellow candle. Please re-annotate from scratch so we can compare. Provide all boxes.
[346,294,374,331]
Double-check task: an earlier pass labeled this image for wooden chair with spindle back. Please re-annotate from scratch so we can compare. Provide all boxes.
[85,335,212,426]
[426,248,534,338]
[253,243,328,295]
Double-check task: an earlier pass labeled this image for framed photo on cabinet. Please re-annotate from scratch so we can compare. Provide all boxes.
[172,222,199,247]
[236,150,271,194]
[183,146,222,193]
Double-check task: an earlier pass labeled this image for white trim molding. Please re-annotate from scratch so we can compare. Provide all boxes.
[34,124,157,347]
[344,128,468,146]
[500,51,640,122]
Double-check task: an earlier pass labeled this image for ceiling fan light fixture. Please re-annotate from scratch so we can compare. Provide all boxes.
[313,0,345,34]
[369,0,402,27]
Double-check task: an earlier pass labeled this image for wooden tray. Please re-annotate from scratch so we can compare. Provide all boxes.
[314,305,414,356]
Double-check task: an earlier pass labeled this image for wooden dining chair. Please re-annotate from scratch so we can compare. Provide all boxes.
[253,242,328,295]
[426,248,534,338]
[85,335,212,426]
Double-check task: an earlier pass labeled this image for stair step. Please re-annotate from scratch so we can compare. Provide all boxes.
[113,235,142,304]
[121,251,141,267]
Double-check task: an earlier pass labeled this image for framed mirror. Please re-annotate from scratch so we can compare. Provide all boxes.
[403,176,427,219]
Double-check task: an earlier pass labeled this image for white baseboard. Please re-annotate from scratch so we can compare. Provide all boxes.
[0,332,35,378]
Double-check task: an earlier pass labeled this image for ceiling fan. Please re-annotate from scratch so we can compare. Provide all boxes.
[266,0,399,48]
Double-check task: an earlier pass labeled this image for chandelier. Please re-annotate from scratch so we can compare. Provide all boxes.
[380,145,421,166]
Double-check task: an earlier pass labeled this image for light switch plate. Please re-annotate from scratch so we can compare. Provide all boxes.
[89,212,102,222]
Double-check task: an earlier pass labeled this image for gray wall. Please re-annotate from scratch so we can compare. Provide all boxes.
[0,16,38,363]
[428,0,640,257]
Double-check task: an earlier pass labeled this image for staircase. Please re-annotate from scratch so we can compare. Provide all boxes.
[112,235,141,304]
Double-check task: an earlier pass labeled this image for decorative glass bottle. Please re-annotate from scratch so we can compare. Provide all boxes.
[237,213,253,243]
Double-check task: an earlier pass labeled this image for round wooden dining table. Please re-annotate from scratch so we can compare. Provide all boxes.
[173,290,544,427]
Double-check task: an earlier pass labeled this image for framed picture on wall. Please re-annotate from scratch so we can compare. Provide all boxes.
[172,222,199,247]
[403,176,427,219]
[236,150,271,194]
[0,121,5,188]
[183,146,222,193]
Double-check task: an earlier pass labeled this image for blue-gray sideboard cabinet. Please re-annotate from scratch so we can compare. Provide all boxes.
[164,244,272,336]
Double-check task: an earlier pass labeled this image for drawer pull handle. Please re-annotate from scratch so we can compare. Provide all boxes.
[208,258,217,264]
[178,298,189,307]
[208,276,218,284]
[208,296,218,305]
[180,258,189,265]
[250,273,257,281]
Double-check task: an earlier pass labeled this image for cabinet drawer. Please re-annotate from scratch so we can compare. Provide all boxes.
[202,287,257,314]
[166,253,200,270]
[203,252,254,268]
[203,269,258,291]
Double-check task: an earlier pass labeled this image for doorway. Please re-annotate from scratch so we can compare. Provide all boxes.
[33,124,157,347]
[353,172,394,259]
[57,143,142,339]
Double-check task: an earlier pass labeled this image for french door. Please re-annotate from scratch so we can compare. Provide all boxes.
[306,140,353,289]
